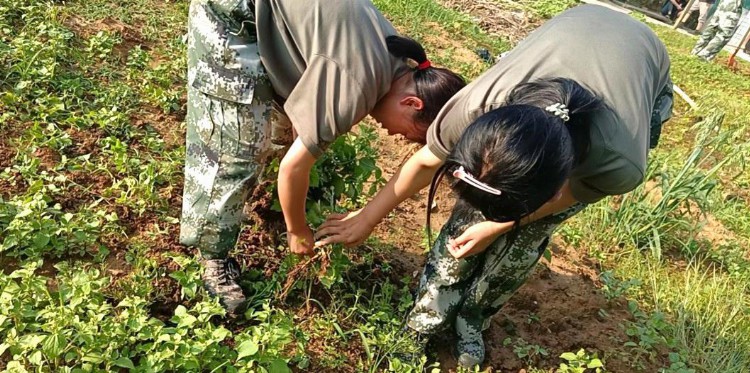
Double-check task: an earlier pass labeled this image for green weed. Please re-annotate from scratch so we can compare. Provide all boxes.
[557,348,604,373]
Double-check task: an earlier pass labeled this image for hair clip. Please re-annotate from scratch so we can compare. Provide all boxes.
[545,103,570,122]
[452,166,502,195]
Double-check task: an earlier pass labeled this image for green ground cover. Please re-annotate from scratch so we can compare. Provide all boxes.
[1,0,749,372]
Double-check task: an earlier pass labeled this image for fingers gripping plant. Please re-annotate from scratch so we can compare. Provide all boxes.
[264,126,385,295]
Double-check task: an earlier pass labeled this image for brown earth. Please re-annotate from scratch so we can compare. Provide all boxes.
[0,122,25,200]
[64,14,146,62]
[437,0,542,45]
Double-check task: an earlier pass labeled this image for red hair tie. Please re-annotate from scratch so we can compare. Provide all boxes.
[417,60,432,70]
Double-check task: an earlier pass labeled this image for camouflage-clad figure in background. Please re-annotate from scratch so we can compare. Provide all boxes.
[691,0,743,60]
[181,0,274,313]
[407,201,586,367]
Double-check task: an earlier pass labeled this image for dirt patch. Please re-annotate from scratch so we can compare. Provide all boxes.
[437,0,542,45]
[235,181,287,277]
[33,146,62,171]
[0,122,22,169]
[416,21,487,69]
[64,126,103,158]
[696,213,737,248]
[64,15,146,61]
[713,54,750,78]
[480,243,666,372]
[0,122,28,200]
[131,104,187,151]
[57,169,110,211]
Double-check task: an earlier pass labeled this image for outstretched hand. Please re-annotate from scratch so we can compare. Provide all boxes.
[446,220,514,259]
[314,209,377,248]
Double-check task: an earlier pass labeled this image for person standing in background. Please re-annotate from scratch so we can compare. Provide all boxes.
[683,0,717,31]
[691,0,747,60]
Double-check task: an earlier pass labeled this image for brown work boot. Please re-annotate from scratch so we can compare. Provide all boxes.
[201,258,245,315]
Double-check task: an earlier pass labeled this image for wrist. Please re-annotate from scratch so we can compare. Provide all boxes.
[286,225,311,235]
[489,221,511,235]
[360,207,383,228]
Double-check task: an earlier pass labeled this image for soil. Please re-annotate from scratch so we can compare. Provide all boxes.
[0,122,25,200]
[64,14,146,62]
[234,181,288,278]
[131,104,187,151]
[417,22,488,68]
[714,54,750,78]
[436,0,542,45]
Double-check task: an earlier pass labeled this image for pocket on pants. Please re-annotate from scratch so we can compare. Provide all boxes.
[196,94,271,161]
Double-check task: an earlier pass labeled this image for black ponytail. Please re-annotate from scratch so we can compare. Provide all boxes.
[386,35,428,65]
[425,163,449,248]
[386,35,466,137]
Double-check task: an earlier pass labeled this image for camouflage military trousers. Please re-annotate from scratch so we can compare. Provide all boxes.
[407,201,586,345]
[691,0,742,60]
[179,84,274,259]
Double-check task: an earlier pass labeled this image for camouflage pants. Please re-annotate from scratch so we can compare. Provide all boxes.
[687,0,714,31]
[691,0,742,60]
[181,0,292,259]
[179,84,273,259]
[407,201,586,345]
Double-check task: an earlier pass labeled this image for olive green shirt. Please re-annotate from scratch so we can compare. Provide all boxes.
[426,5,671,203]
[255,0,406,157]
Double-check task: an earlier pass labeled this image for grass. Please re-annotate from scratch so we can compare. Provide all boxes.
[605,250,750,373]
[561,16,750,373]
[373,0,511,80]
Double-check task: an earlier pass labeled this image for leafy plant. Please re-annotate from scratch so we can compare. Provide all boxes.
[168,254,203,300]
[0,183,119,259]
[0,260,304,372]
[268,124,385,224]
[624,301,673,355]
[599,270,643,301]
[557,348,605,373]
[503,337,549,363]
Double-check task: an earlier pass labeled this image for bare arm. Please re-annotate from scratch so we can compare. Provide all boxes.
[521,180,578,225]
[448,181,578,258]
[278,138,317,254]
[315,145,444,247]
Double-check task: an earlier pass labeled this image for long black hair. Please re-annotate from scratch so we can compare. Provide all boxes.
[426,77,604,247]
[386,35,466,141]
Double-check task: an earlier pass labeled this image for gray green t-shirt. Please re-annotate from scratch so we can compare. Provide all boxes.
[426,4,671,203]
[255,0,406,157]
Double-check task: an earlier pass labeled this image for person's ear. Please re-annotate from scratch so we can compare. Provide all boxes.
[399,96,424,111]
